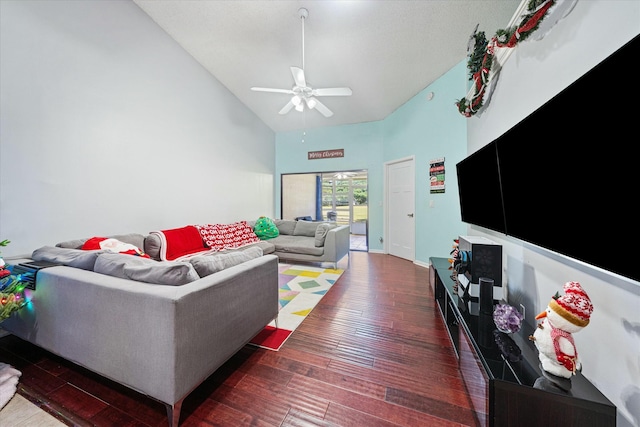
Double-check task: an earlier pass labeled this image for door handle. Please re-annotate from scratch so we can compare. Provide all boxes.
[407,213,414,217]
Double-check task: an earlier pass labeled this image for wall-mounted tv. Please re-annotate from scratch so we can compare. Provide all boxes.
[457,34,639,283]
[456,140,506,234]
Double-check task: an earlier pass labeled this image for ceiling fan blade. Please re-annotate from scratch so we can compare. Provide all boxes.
[313,98,333,117]
[279,100,295,115]
[312,87,352,97]
[290,67,306,88]
[251,87,294,95]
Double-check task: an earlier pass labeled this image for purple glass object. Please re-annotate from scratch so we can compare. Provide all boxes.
[493,303,524,334]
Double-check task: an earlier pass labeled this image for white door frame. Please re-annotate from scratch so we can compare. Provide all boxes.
[383,156,415,259]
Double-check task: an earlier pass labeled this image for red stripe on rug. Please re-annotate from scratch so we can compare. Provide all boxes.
[249,326,292,351]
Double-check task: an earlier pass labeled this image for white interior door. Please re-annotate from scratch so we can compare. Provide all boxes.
[386,157,415,261]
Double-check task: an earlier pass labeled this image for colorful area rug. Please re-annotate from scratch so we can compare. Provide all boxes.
[249,263,344,351]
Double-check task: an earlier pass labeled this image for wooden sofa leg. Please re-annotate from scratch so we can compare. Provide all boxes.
[167,399,183,427]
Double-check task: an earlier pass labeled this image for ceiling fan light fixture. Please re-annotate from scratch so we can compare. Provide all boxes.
[305,97,317,109]
[250,7,351,118]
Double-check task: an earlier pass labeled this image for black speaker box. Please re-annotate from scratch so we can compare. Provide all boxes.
[458,236,502,285]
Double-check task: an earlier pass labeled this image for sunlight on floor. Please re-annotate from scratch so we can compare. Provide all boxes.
[350,234,367,251]
[0,393,66,427]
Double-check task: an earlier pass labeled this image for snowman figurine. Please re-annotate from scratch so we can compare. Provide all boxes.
[529,281,593,391]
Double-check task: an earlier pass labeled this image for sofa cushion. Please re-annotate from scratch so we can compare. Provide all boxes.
[217,241,275,255]
[269,235,324,256]
[314,223,336,247]
[293,220,318,237]
[94,253,199,285]
[237,241,275,255]
[148,226,208,261]
[56,233,146,250]
[274,219,296,235]
[32,246,102,271]
[144,233,163,261]
[188,246,263,277]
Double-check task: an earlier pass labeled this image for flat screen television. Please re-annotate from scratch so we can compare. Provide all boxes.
[457,34,639,283]
[456,140,506,234]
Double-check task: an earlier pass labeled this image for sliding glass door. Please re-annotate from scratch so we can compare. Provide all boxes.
[321,172,367,232]
[281,170,368,251]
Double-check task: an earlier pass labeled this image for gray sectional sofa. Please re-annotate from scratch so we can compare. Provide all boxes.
[1,219,350,427]
[3,245,279,427]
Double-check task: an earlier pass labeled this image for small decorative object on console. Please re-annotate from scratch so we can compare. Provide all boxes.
[448,238,459,267]
[493,303,523,334]
[529,281,593,391]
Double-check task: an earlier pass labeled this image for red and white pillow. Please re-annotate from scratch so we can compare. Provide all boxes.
[81,237,150,258]
[196,221,260,252]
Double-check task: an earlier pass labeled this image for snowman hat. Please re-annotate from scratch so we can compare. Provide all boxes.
[548,281,593,328]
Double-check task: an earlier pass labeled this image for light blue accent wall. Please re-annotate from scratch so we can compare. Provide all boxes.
[275,61,469,263]
[275,122,384,246]
[382,61,469,262]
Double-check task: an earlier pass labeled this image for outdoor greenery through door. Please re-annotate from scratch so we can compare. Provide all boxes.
[281,170,368,251]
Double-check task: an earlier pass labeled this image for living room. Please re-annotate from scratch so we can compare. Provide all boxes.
[1,1,638,426]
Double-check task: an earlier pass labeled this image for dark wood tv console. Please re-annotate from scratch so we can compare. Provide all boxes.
[429,257,616,426]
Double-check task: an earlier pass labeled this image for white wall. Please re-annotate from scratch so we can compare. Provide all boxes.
[282,174,318,220]
[0,0,275,257]
[467,2,640,426]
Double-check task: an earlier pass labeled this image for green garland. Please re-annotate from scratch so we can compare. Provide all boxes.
[466,31,490,77]
[456,0,557,117]
[457,30,495,116]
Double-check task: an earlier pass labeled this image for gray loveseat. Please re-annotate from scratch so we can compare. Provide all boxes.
[2,231,280,427]
[255,219,350,269]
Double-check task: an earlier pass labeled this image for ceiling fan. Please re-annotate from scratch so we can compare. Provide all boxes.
[251,7,352,118]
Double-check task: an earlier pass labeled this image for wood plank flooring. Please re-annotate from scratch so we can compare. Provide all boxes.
[0,252,477,427]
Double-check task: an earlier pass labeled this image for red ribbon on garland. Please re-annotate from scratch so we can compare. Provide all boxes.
[457,0,556,117]
[467,43,495,114]
[494,1,556,48]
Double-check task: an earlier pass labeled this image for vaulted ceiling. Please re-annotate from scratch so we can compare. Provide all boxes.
[133,1,522,133]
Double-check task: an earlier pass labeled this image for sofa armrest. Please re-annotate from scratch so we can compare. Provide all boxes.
[323,225,350,265]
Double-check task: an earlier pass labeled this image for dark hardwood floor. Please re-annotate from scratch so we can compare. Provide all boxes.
[0,252,477,427]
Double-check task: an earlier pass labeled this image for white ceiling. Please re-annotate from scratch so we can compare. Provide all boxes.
[133,0,522,133]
